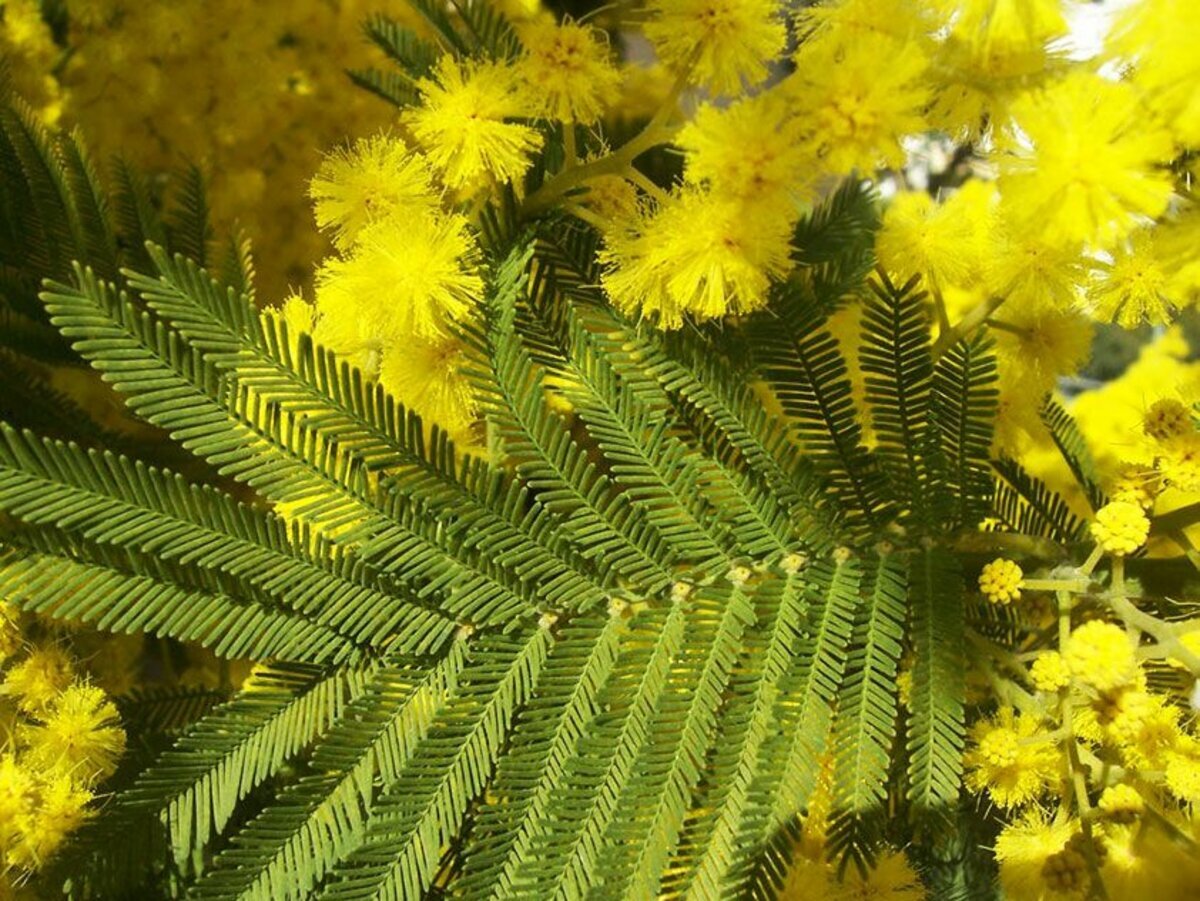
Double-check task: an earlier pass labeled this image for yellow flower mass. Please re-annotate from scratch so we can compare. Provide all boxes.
[7,0,1200,895]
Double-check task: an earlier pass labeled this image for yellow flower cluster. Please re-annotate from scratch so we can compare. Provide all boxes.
[0,605,125,885]
[0,0,437,299]
[967,546,1200,899]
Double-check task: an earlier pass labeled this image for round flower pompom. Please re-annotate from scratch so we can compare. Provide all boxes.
[1064,621,1139,694]
[1144,397,1193,442]
[2,646,74,714]
[1165,750,1200,804]
[994,810,1077,900]
[644,0,787,97]
[314,212,483,344]
[1160,433,1200,493]
[308,133,439,252]
[979,558,1024,605]
[406,56,543,190]
[21,683,126,785]
[515,18,621,123]
[1029,651,1070,692]
[1091,501,1150,557]
[1098,783,1144,822]
[964,707,1060,809]
[997,71,1174,250]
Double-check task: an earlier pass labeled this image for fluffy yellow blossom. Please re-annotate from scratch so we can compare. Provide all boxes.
[516,19,621,123]
[1160,433,1200,494]
[779,848,925,900]
[678,92,811,211]
[5,772,92,871]
[1064,621,1139,694]
[1072,328,1200,474]
[979,558,1024,605]
[1029,651,1070,692]
[601,189,792,329]
[1091,230,1189,328]
[1165,749,1200,804]
[315,213,483,345]
[21,683,126,785]
[983,223,1086,312]
[1098,783,1144,822]
[2,646,74,714]
[1107,463,1160,509]
[1107,0,1200,147]
[0,754,34,834]
[308,133,439,252]
[997,71,1175,250]
[964,707,1060,808]
[379,334,479,441]
[876,189,986,290]
[1099,688,1182,771]
[994,809,1077,900]
[789,31,930,177]
[406,56,543,190]
[932,0,1069,50]
[643,0,787,97]
[1091,501,1150,557]
[993,308,1094,392]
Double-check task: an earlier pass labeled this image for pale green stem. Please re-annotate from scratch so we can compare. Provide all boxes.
[1057,589,1109,901]
[932,294,1008,360]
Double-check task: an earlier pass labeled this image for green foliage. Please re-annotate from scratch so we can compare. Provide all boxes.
[0,94,1095,899]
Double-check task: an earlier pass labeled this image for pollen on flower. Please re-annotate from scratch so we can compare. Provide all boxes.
[997,71,1175,249]
[1064,621,1139,694]
[600,188,792,329]
[1159,433,1200,494]
[379,333,479,442]
[2,646,74,714]
[978,558,1024,605]
[678,92,811,210]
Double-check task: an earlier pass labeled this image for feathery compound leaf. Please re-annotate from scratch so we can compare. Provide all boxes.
[767,557,863,826]
[599,583,756,899]
[931,332,998,530]
[193,647,468,901]
[456,614,622,898]
[862,272,933,520]
[320,630,551,900]
[523,602,687,898]
[119,663,371,872]
[754,286,888,533]
[992,457,1089,543]
[827,553,907,872]
[1040,396,1108,514]
[906,547,965,818]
